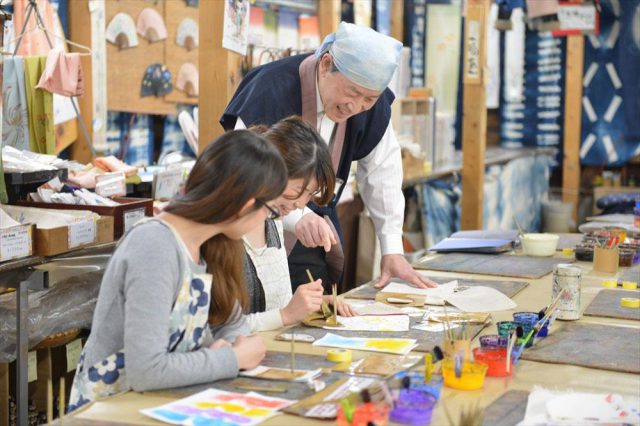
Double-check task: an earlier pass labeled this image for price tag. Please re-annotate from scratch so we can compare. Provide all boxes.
[154,168,184,201]
[124,208,146,233]
[68,219,96,248]
[95,171,126,198]
[66,339,83,373]
[28,351,37,383]
[553,3,598,36]
[0,226,31,261]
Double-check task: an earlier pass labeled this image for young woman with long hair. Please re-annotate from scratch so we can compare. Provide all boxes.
[244,116,357,332]
[69,130,287,410]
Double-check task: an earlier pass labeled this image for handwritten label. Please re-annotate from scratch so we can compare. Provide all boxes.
[154,168,184,201]
[66,339,83,373]
[95,171,126,198]
[0,226,31,261]
[28,351,37,382]
[465,20,480,81]
[68,219,96,248]
[124,208,146,233]
[558,4,597,32]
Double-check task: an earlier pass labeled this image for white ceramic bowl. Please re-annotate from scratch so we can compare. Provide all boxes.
[521,233,560,256]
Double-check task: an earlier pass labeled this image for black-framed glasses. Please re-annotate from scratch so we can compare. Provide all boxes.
[256,199,281,220]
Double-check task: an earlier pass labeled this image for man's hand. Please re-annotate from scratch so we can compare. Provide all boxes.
[374,254,438,289]
[294,212,337,252]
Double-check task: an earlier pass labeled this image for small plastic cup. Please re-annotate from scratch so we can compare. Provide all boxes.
[479,334,508,349]
[389,390,437,426]
[496,321,517,336]
[514,321,535,348]
[393,370,443,400]
[473,347,513,377]
[512,312,538,326]
[337,401,390,426]
[442,359,488,390]
[536,319,550,338]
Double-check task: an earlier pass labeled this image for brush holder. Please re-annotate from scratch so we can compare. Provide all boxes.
[389,390,436,426]
[442,338,471,359]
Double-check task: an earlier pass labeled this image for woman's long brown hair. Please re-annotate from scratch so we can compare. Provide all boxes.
[164,130,287,325]
[250,116,336,206]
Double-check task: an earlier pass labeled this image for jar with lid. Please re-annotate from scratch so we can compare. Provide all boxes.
[552,264,582,320]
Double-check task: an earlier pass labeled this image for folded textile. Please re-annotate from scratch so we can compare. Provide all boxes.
[36,48,85,97]
[94,155,138,177]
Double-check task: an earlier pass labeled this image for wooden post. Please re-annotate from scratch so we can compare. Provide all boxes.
[68,1,94,164]
[198,0,241,153]
[318,0,340,39]
[390,0,404,42]
[562,35,584,222]
[461,0,490,230]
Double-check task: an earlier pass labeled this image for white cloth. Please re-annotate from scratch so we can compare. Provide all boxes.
[234,77,405,255]
[243,220,291,332]
[504,8,526,103]
[486,3,501,108]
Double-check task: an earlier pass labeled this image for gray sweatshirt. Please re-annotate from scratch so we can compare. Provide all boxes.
[80,220,249,392]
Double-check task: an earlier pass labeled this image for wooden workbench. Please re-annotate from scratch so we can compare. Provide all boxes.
[57,255,640,425]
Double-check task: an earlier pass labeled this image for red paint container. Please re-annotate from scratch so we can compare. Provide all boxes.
[473,347,513,377]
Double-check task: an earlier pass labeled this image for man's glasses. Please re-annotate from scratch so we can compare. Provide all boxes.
[256,199,281,220]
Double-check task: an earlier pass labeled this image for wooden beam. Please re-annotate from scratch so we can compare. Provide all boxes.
[198,0,241,153]
[461,0,490,230]
[68,1,94,164]
[562,35,584,223]
[390,0,404,42]
[318,0,340,39]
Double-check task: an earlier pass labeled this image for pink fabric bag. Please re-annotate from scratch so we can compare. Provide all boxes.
[35,48,84,97]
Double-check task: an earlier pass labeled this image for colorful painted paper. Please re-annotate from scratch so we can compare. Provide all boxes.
[140,389,294,426]
[313,333,417,355]
[323,314,410,332]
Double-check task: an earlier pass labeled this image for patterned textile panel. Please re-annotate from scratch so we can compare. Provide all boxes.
[580,0,640,166]
[421,156,552,246]
[160,108,196,160]
[105,112,154,167]
[500,29,566,161]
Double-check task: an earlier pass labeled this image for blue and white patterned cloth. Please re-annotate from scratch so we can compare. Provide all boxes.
[160,106,197,159]
[105,112,154,166]
[421,155,552,246]
[580,0,640,166]
[499,30,566,160]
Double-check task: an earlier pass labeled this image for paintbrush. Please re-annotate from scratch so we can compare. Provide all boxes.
[307,269,332,318]
[513,292,565,364]
[59,376,65,419]
[515,288,567,356]
[47,378,53,424]
[329,283,338,326]
[290,327,295,373]
[236,384,287,393]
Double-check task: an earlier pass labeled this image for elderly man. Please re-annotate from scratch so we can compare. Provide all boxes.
[221,22,436,290]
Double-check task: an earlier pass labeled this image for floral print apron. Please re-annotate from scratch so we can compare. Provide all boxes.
[68,218,212,411]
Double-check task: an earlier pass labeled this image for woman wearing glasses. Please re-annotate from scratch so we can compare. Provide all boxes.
[243,116,357,332]
[69,130,287,410]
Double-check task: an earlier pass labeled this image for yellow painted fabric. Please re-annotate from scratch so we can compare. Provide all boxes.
[24,56,54,154]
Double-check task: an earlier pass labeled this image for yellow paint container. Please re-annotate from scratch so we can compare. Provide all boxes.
[601,280,618,289]
[442,359,488,391]
[622,281,638,290]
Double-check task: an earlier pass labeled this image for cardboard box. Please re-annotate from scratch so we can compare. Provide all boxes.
[18,197,152,239]
[0,224,34,263]
[34,216,114,257]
